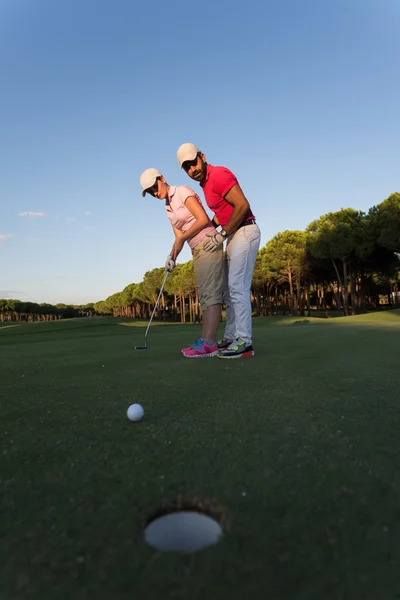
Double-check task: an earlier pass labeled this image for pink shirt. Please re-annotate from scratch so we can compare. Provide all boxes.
[200,164,255,228]
[165,185,215,249]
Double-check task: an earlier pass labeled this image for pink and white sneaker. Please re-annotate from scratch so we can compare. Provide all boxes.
[181,338,201,355]
[182,338,219,358]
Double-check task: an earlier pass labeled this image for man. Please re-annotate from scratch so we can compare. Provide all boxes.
[177,143,261,359]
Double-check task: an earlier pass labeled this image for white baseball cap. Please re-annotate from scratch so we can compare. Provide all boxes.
[177,143,199,168]
[140,168,162,196]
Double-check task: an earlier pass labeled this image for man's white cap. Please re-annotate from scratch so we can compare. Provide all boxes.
[140,168,162,196]
[177,143,199,168]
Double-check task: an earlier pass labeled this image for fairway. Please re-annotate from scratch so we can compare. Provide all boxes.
[1,312,400,599]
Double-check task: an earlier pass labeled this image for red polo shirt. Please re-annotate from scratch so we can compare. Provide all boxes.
[200,164,255,228]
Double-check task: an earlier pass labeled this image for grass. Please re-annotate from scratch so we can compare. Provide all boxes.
[1,312,400,600]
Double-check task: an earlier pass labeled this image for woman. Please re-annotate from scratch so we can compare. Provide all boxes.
[140,168,224,358]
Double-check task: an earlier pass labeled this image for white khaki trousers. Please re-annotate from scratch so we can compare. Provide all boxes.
[222,223,261,345]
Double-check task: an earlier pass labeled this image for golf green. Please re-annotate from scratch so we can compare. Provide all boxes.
[1,312,400,599]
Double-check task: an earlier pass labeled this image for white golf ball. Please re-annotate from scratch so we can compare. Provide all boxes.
[127,403,144,422]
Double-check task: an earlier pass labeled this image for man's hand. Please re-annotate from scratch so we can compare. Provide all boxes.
[203,232,225,252]
[165,255,175,272]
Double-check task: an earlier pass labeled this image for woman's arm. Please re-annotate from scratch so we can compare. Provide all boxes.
[180,196,209,240]
[170,196,210,260]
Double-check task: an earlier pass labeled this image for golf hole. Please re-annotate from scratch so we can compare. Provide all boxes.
[144,499,225,554]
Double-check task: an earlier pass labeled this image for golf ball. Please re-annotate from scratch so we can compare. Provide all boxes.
[127,403,144,422]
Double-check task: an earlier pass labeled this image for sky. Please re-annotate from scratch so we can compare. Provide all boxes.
[1,0,399,305]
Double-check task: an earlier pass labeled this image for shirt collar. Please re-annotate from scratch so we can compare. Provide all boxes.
[166,186,176,208]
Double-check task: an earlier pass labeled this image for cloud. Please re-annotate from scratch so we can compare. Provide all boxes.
[0,233,13,242]
[0,290,22,299]
[17,211,46,218]
[85,211,91,216]
[0,234,13,254]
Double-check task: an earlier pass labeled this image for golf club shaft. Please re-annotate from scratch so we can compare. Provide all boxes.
[144,269,169,340]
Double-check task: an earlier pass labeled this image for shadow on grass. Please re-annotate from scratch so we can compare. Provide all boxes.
[118,320,184,329]
[0,317,122,338]
[0,323,22,331]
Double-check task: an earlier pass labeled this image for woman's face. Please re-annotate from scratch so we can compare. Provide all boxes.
[147,176,168,200]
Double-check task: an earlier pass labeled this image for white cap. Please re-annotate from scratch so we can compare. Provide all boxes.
[177,143,199,168]
[140,168,162,196]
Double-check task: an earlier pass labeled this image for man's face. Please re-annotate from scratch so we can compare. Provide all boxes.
[182,153,207,183]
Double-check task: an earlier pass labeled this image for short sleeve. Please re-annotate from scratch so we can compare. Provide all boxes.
[212,167,238,197]
[180,185,198,204]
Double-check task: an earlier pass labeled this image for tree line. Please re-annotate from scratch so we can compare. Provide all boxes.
[0,301,94,323]
[1,194,399,323]
[95,193,400,320]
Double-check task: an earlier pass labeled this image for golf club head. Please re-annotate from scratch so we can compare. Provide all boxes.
[135,345,148,350]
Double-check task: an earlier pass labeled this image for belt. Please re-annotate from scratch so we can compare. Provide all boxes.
[237,219,256,230]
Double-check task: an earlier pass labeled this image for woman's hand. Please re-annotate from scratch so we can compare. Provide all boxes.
[171,234,185,260]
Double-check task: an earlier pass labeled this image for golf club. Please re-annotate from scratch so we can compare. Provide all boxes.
[135,268,169,350]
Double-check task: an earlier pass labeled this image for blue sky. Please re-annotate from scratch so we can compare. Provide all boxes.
[1,0,399,305]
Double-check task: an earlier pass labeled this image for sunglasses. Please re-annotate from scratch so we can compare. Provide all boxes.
[182,156,199,172]
[146,178,160,195]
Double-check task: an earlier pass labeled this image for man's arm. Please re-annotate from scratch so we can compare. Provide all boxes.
[222,185,250,235]
[211,215,220,228]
